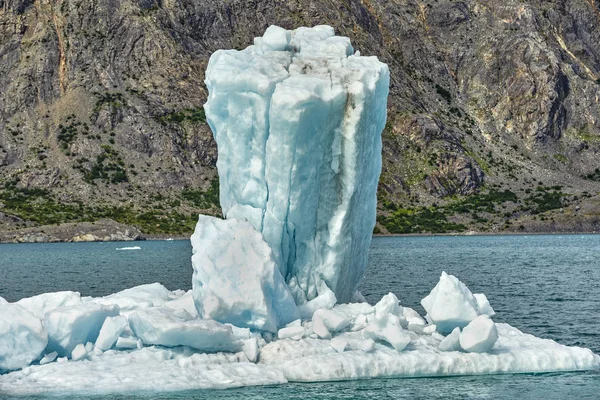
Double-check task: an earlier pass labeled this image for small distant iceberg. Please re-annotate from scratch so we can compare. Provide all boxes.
[165,238,174,241]
[115,246,141,251]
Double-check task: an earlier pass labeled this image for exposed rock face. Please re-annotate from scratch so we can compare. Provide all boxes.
[1,0,600,235]
[0,219,144,243]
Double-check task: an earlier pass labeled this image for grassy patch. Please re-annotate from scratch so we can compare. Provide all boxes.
[583,168,600,181]
[74,145,128,184]
[57,114,89,150]
[157,107,206,126]
[181,177,220,209]
[377,189,518,234]
[91,92,127,122]
[0,179,213,234]
[446,189,518,214]
[553,154,569,164]
[520,186,564,214]
[435,84,452,104]
[378,207,467,234]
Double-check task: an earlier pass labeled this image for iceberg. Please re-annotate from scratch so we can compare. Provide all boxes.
[205,25,389,304]
[0,25,598,396]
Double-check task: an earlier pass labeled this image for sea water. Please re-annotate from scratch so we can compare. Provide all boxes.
[1,235,599,399]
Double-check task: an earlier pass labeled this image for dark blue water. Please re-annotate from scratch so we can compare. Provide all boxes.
[1,235,599,399]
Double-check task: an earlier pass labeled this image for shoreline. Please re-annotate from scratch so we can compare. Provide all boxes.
[1,229,599,244]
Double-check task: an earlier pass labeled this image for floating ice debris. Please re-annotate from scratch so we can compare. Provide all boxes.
[116,246,141,250]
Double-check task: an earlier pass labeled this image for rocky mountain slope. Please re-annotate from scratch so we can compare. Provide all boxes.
[1,0,600,240]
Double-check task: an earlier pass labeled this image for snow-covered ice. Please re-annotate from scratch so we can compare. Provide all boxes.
[0,281,598,395]
[205,24,389,304]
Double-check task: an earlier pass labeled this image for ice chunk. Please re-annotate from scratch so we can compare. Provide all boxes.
[17,291,82,319]
[0,296,7,305]
[459,315,498,353]
[422,325,437,335]
[258,25,290,51]
[439,327,462,352]
[128,307,242,352]
[165,290,198,318]
[284,319,301,328]
[311,313,331,339]
[363,314,411,351]
[421,272,480,334]
[205,25,389,304]
[330,337,347,353]
[92,283,172,313]
[312,309,350,333]
[39,351,58,365]
[0,304,48,371]
[191,215,299,332]
[95,316,128,351]
[403,307,425,326]
[71,344,87,361]
[242,337,259,363]
[44,303,120,357]
[374,293,401,317]
[297,283,337,319]
[358,338,376,352]
[277,326,305,341]
[115,337,140,350]
[474,293,496,317]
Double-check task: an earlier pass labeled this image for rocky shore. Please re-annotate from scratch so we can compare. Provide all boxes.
[0,219,144,244]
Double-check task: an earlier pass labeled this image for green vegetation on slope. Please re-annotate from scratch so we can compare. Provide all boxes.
[0,177,221,235]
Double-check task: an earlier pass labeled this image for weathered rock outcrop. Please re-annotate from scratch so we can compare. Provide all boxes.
[1,0,600,235]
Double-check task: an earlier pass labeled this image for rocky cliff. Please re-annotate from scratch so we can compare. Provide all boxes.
[1,0,600,239]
